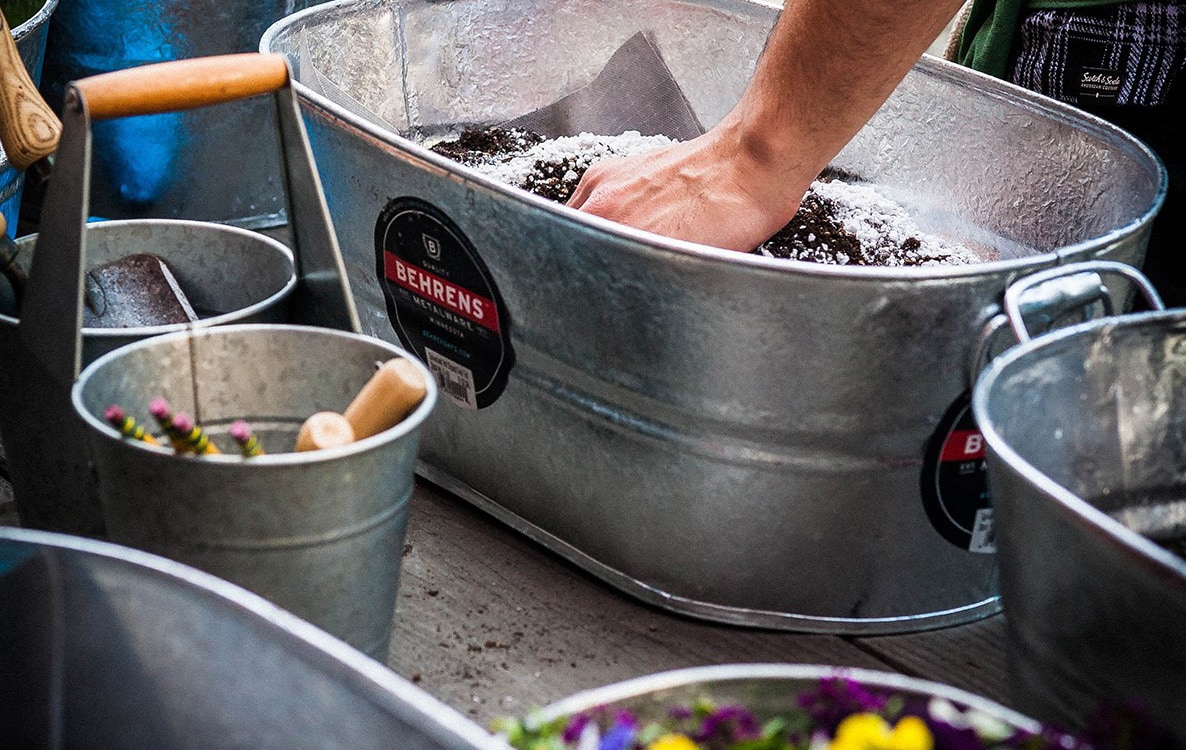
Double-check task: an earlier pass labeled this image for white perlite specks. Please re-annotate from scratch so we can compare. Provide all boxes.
[474,131,676,186]
[777,178,983,266]
[456,129,982,266]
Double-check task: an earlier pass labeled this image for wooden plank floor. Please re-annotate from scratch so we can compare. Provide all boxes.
[388,479,1013,726]
[0,470,1014,730]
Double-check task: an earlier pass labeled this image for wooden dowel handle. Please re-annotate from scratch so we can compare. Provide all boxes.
[343,358,428,440]
[0,9,61,170]
[74,53,290,121]
[295,411,356,453]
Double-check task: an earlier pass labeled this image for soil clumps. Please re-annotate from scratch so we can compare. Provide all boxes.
[430,126,980,266]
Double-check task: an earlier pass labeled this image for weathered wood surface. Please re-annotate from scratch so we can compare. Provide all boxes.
[0,471,1012,728]
[389,479,1011,726]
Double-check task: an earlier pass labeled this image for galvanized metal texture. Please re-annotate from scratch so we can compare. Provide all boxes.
[0,0,57,232]
[0,526,504,750]
[973,285,1186,742]
[263,0,1166,633]
[0,59,356,537]
[71,323,438,659]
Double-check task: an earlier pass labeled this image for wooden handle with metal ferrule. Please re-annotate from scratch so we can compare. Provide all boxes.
[0,9,62,171]
[73,53,290,121]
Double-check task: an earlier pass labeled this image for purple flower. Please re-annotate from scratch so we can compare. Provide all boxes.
[598,718,638,750]
[695,704,762,744]
[796,678,889,733]
[563,714,593,744]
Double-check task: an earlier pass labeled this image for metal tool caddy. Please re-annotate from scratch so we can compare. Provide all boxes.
[263,0,1166,633]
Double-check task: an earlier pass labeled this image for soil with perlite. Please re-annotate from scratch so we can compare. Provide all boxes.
[430,127,982,266]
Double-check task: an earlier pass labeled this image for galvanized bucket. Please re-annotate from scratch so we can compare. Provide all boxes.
[32,0,322,226]
[972,262,1186,742]
[262,0,1166,633]
[534,664,1042,736]
[0,54,355,537]
[0,526,504,750]
[0,0,58,234]
[72,323,437,659]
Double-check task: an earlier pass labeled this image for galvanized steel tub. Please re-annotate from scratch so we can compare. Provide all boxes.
[34,0,322,225]
[0,526,505,750]
[972,279,1186,741]
[0,0,57,234]
[263,0,1166,633]
[72,324,438,659]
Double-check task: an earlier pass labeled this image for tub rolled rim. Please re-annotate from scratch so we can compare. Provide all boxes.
[70,322,440,466]
[261,0,1167,283]
[533,662,1043,733]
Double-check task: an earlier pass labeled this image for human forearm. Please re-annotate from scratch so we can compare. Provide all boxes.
[567,0,965,252]
[735,0,967,184]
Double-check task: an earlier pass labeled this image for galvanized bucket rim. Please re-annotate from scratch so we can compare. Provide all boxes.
[972,307,1186,581]
[70,322,439,465]
[7,0,58,43]
[261,0,1167,283]
[0,525,506,750]
[535,663,1042,732]
[0,218,299,337]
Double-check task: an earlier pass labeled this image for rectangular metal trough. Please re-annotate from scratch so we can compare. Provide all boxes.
[261,0,1165,634]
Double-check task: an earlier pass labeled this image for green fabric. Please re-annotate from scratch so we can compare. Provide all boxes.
[956,0,1129,78]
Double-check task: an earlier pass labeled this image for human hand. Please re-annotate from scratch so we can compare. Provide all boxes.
[565,119,814,253]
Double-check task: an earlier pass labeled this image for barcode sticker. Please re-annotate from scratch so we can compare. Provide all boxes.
[969,508,997,554]
[424,348,477,409]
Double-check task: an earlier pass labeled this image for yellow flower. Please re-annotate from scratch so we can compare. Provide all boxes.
[647,733,699,750]
[829,713,934,750]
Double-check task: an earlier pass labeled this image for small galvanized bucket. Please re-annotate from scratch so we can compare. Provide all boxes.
[72,323,437,659]
[971,261,1185,741]
[0,527,501,750]
[0,54,354,537]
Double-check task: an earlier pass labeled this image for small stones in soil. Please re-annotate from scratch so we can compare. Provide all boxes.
[429,126,981,266]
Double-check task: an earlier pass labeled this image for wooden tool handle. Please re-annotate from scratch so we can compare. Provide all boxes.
[73,53,290,121]
[343,358,428,440]
[0,9,61,170]
[295,411,356,453]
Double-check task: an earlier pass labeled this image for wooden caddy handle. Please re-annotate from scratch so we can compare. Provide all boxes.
[74,53,290,121]
[0,9,61,170]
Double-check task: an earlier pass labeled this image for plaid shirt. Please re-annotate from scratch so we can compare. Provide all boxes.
[1009,1,1185,107]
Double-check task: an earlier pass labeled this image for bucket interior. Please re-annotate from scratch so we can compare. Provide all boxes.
[0,220,297,362]
[979,313,1186,532]
[266,0,1164,260]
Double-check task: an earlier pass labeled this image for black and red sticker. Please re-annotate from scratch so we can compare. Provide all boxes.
[920,391,996,553]
[375,197,514,409]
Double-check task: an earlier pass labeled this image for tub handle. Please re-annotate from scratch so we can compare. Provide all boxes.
[73,53,290,121]
[1003,260,1164,344]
